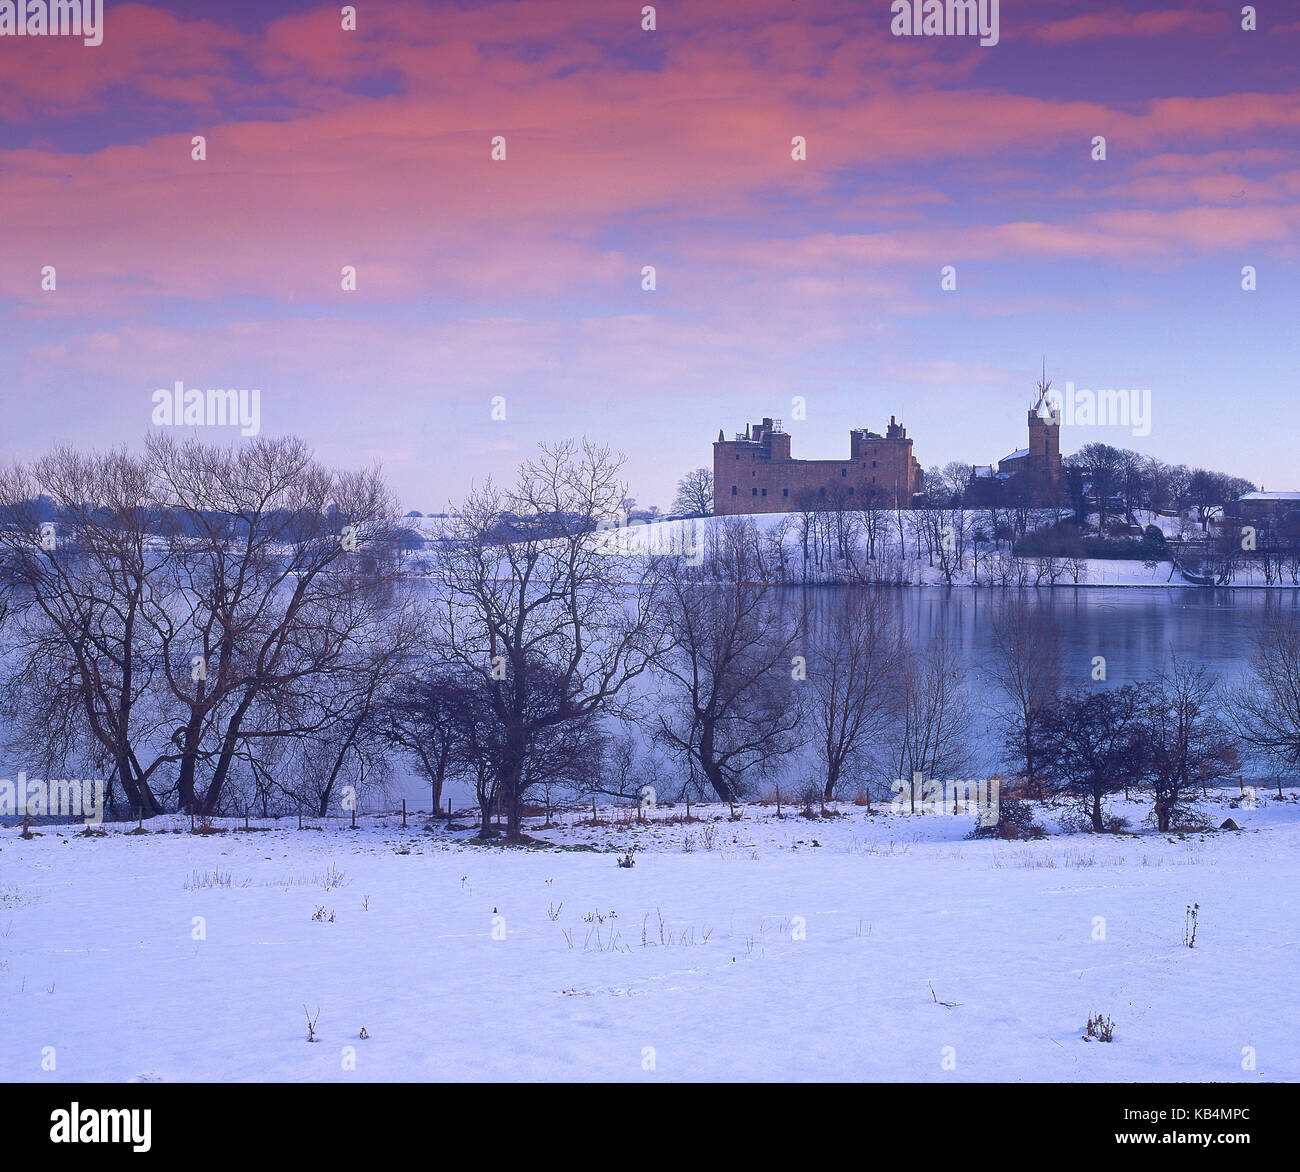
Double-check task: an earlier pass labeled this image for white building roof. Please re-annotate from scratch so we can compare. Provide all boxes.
[1239,491,1300,502]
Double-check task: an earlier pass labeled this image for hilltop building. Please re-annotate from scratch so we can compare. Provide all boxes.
[713,416,923,515]
[1235,490,1300,523]
[967,378,1063,505]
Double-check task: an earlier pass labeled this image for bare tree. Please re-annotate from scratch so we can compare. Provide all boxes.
[856,500,886,563]
[429,440,664,840]
[983,592,1062,796]
[1037,686,1145,831]
[672,467,714,516]
[881,629,976,808]
[762,513,796,582]
[273,602,421,818]
[807,587,903,799]
[924,462,974,508]
[792,490,826,577]
[375,666,472,818]
[1136,658,1238,831]
[0,446,172,815]
[489,661,612,834]
[1117,449,1148,523]
[826,485,861,567]
[653,518,805,801]
[1230,605,1300,781]
[1072,443,1124,537]
[143,434,405,816]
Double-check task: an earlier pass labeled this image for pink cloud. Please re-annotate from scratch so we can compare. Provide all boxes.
[1028,7,1227,44]
[0,0,1295,333]
[0,4,250,119]
[4,76,1298,312]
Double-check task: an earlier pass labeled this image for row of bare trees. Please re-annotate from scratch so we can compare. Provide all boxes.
[2,435,1297,836]
[756,495,1074,586]
[570,516,976,808]
[1185,511,1300,586]
[928,447,1256,539]
[323,444,981,829]
[980,593,1300,832]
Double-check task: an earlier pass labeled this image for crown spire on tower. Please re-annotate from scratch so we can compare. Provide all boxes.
[1031,357,1056,422]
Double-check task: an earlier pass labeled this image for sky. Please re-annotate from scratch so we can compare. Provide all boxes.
[1,0,1298,512]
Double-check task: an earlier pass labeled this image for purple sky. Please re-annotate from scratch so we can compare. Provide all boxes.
[2,0,1298,510]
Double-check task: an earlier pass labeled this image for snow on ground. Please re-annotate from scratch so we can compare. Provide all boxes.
[2,794,1297,1083]
[627,514,1283,588]
[1084,559,1187,586]
[1086,557,1299,588]
[406,511,1290,588]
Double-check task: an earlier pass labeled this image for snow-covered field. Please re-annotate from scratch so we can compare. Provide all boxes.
[3,794,1297,1083]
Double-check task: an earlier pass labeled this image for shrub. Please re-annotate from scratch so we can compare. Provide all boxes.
[1084,1013,1114,1042]
[1014,526,1168,562]
[970,786,1046,840]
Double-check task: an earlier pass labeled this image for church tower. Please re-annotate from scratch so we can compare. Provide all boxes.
[1026,364,1061,485]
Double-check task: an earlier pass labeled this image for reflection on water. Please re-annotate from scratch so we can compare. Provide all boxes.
[423,583,1296,805]
[841,585,1297,688]
[783,586,1297,773]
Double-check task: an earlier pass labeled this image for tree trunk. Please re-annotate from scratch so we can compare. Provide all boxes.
[506,793,524,840]
[502,733,528,841]
[823,757,842,803]
[118,752,162,818]
[176,713,204,813]
[698,722,734,801]
[196,692,256,815]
